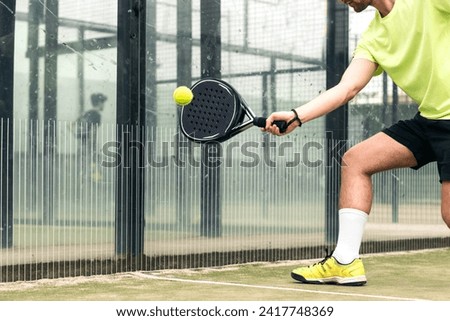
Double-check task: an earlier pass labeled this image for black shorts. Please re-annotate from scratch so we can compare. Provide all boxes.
[382,113,450,182]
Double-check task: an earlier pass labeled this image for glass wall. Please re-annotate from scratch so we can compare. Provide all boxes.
[2,0,118,275]
[145,0,329,265]
[0,0,446,282]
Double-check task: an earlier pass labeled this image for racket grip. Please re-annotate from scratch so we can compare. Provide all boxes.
[253,117,288,133]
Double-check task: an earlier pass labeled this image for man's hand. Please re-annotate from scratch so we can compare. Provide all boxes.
[263,110,300,136]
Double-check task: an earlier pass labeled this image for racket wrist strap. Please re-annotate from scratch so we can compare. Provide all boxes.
[290,109,302,127]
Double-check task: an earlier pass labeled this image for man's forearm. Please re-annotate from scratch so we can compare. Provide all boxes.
[293,83,355,124]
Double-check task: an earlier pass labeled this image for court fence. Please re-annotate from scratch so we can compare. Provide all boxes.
[0,1,449,282]
[1,119,448,282]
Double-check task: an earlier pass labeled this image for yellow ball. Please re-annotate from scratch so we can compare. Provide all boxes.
[173,86,194,106]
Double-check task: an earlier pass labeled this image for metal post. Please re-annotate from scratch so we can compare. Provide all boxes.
[27,0,40,214]
[261,74,269,218]
[43,0,59,225]
[77,27,85,114]
[270,57,277,114]
[146,0,157,217]
[380,72,389,204]
[176,0,192,229]
[382,72,388,127]
[0,0,16,248]
[392,83,399,223]
[325,0,349,244]
[200,0,222,237]
[115,0,147,259]
[243,0,249,49]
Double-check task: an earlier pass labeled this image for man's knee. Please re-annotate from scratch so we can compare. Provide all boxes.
[342,147,356,167]
[441,181,450,229]
[341,146,366,174]
[441,208,450,229]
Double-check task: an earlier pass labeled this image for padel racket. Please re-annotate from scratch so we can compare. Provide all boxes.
[179,78,293,143]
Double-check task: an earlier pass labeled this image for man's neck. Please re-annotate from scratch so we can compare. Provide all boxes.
[373,0,396,17]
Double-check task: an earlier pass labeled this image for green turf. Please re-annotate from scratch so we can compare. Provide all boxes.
[0,248,449,301]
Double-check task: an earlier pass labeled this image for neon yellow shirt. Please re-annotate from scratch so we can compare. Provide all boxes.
[353,0,450,119]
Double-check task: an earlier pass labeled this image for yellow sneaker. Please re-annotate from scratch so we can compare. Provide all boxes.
[291,255,367,286]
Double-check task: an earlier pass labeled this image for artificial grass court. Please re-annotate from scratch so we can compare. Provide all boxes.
[0,248,449,301]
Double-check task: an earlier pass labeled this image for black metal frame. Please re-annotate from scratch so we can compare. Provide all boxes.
[27,0,40,215]
[200,0,222,238]
[43,0,59,225]
[0,0,15,248]
[115,0,147,259]
[176,0,193,228]
[325,0,349,244]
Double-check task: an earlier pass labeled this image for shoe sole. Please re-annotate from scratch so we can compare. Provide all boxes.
[291,272,367,286]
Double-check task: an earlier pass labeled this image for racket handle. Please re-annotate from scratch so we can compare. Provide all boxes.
[253,117,288,133]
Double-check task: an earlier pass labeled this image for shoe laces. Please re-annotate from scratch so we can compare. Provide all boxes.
[312,248,333,267]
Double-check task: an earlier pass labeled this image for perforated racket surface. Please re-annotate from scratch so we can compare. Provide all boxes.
[180,79,243,142]
[180,78,290,143]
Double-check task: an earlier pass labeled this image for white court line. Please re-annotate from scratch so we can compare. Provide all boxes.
[131,272,427,301]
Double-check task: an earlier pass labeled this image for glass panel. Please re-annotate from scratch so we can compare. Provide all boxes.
[145,0,327,267]
[3,0,117,278]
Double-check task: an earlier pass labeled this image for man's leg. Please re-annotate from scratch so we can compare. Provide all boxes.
[441,181,450,228]
[291,132,418,285]
[332,132,418,264]
[339,132,418,213]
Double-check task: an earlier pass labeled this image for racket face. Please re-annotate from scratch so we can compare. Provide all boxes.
[180,79,241,142]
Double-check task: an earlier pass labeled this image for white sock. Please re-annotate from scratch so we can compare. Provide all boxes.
[332,208,368,265]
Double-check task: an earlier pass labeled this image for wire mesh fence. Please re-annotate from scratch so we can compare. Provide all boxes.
[1,119,448,281]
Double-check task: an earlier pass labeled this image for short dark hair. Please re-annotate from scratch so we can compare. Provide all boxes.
[91,93,107,106]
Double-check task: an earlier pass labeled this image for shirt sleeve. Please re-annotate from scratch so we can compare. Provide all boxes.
[352,14,384,77]
[430,0,450,14]
[353,44,384,76]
